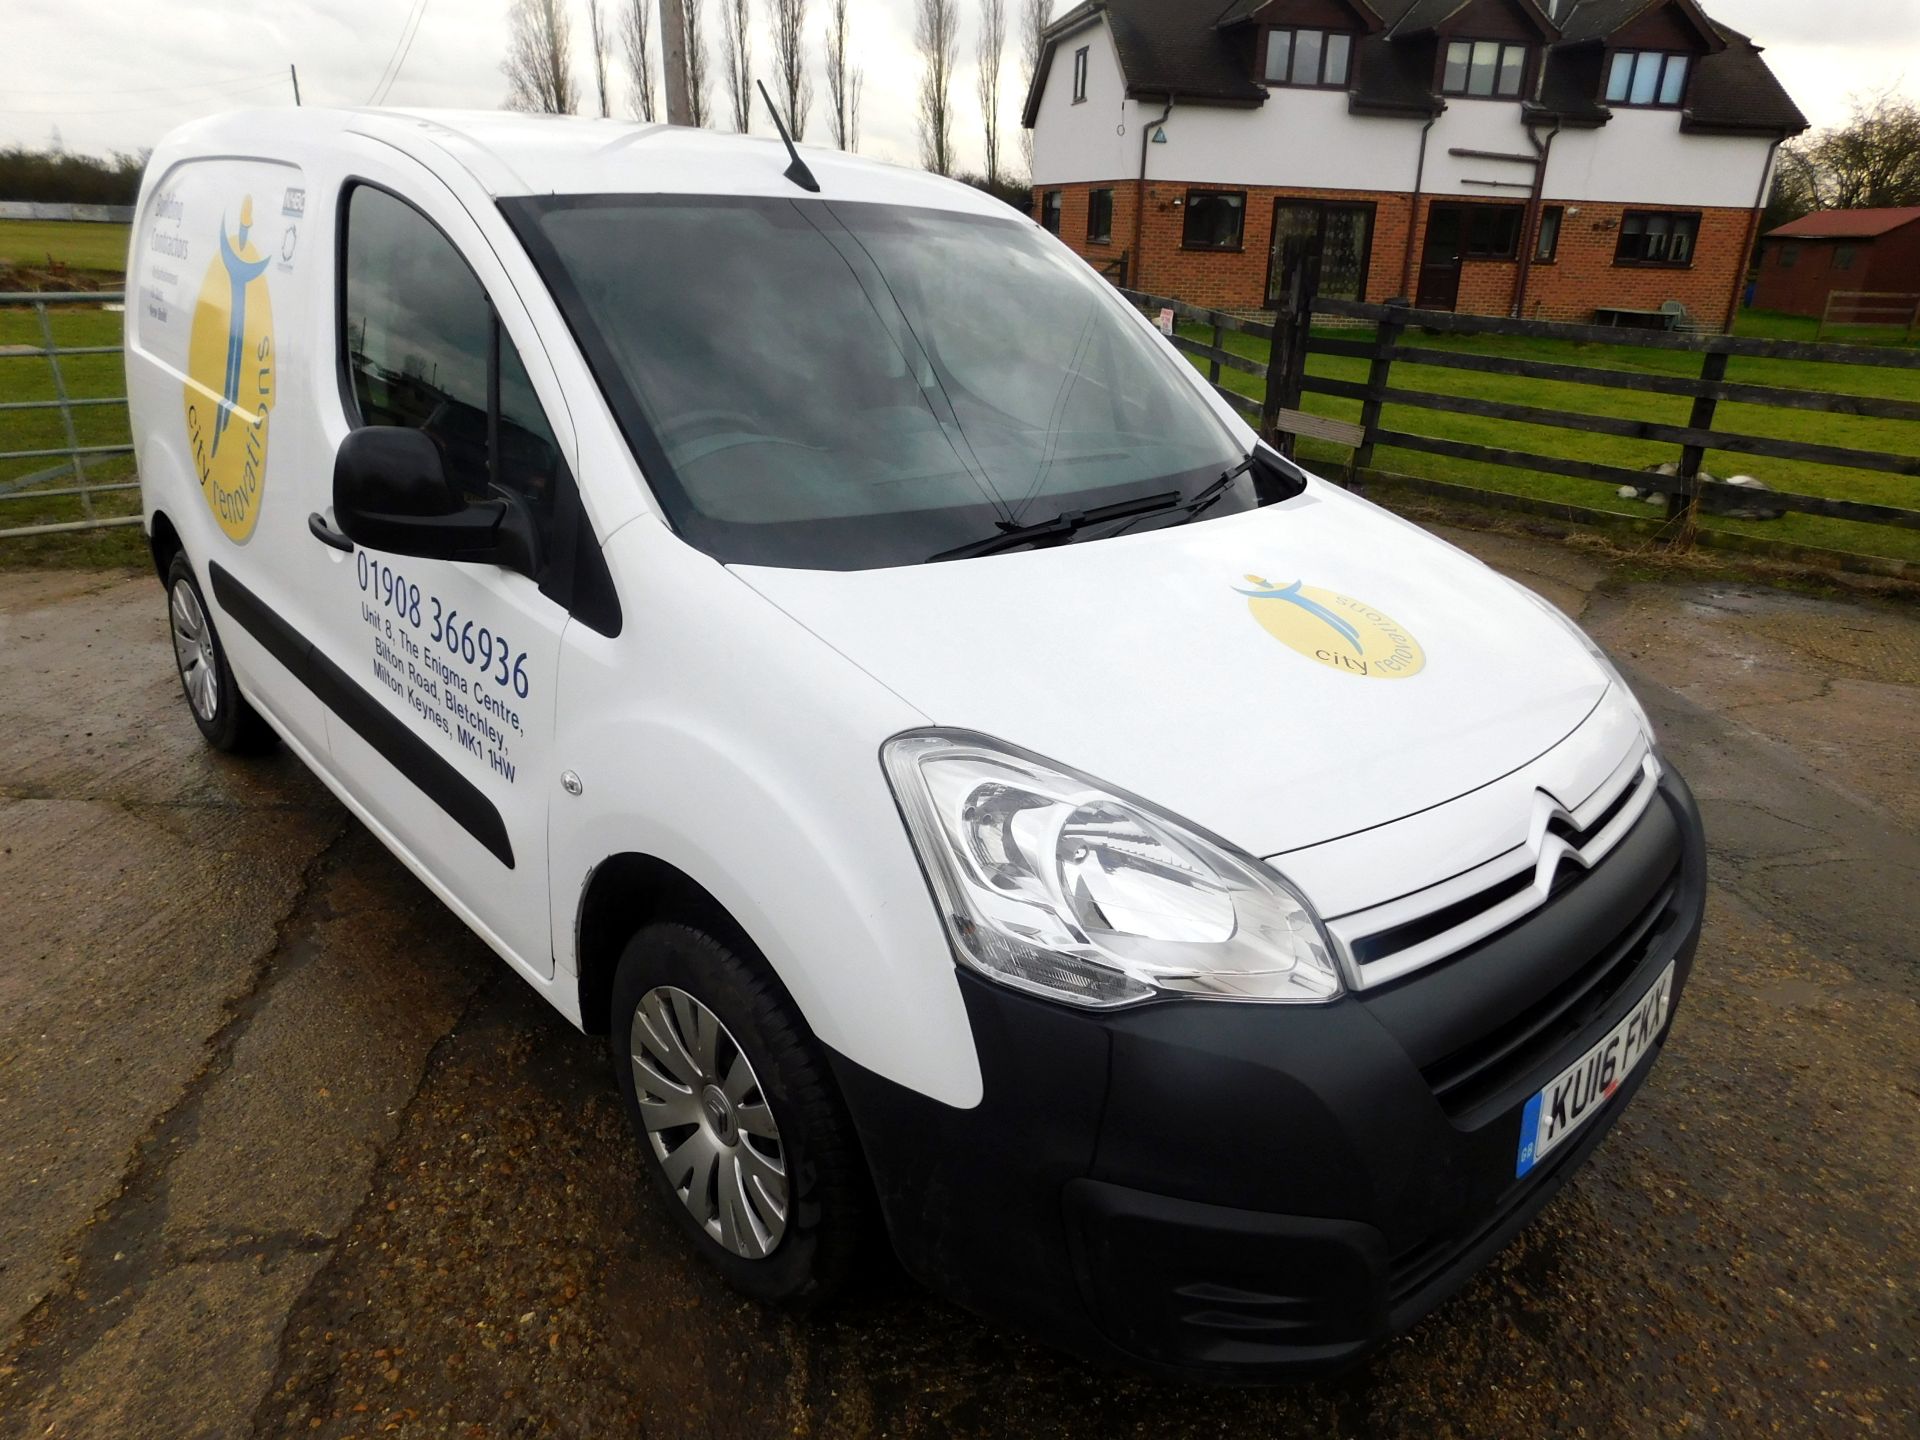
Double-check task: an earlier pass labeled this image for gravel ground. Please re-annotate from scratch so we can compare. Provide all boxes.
[0,534,1915,1439]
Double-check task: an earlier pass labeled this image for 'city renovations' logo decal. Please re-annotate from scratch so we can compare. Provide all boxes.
[184,196,274,542]
[1237,576,1426,679]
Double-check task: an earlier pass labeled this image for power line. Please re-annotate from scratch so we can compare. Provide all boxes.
[372,0,432,106]
[366,0,430,106]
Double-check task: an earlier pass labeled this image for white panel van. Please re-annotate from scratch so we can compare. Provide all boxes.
[126,108,1705,1380]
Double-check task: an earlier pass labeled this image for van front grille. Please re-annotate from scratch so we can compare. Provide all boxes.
[1418,860,1683,1118]
[1338,749,1659,987]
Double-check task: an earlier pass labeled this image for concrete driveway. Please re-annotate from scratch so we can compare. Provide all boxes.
[1,530,1915,1439]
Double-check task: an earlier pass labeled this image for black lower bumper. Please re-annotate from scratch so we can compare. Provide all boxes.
[830,765,1708,1382]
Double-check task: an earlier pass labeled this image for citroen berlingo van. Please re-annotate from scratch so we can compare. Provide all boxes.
[127,107,1706,1380]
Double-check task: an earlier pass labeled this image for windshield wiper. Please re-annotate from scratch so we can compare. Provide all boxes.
[928,489,1182,562]
[925,453,1268,562]
[1177,455,1253,523]
[1090,454,1260,545]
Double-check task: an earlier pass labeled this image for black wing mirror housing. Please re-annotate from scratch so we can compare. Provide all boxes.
[332,427,538,575]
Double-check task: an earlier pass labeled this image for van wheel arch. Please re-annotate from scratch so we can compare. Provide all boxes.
[148,510,184,584]
[575,854,785,1037]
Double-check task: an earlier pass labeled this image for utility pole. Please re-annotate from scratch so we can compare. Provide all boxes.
[289,64,302,105]
[659,0,691,125]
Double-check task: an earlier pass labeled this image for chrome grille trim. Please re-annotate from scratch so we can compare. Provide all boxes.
[1334,739,1660,991]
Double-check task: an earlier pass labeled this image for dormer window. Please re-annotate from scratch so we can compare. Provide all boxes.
[1263,27,1354,89]
[1442,39,1530,99]
[1605,49,1691,108]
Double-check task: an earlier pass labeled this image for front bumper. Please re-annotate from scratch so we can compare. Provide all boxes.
[829,765,1708,1382]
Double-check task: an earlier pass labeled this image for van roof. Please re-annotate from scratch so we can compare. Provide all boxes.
[155,107,1015,218]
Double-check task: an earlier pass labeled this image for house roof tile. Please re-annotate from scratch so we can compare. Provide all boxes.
[1556,0,1651,43]
[1681,25,1807,135]
[1025,0,1805,136]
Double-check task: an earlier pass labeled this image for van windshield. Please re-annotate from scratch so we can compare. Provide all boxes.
[504,195,1252,570]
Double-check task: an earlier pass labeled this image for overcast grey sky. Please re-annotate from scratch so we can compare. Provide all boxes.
[2,1,1914,170]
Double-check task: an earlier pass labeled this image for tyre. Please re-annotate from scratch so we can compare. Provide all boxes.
[164,551,275,754]
[609,921,869,1306]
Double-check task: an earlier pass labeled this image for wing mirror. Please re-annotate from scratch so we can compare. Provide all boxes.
[332,427,538,575]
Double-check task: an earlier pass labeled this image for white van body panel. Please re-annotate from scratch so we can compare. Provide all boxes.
[548,518,984,1107]
[128,107,1633,1114]
[128,151,332,756]
[738,480,1611,864]
[294,135,579,979]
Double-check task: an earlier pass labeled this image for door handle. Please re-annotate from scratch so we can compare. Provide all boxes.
[308,512,354,552]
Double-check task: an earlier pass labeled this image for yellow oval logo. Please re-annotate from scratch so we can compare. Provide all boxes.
[1239,575,1426,680]
[183,195,275,543]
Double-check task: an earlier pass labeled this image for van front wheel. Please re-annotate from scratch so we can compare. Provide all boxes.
[165,553,275,754]
[609,922,868,1306]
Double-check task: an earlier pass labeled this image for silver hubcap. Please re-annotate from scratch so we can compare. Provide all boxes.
[630,986,788,1259]
[169,579,219,722]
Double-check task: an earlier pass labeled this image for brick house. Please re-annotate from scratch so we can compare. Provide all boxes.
[1752,207,1920,319]
[1022,0,1807,329]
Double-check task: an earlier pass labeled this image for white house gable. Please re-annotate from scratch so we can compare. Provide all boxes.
[1031,17,1134,186]
[1545,111,1772,209]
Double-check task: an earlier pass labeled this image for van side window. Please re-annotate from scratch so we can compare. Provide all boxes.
[341,183,560,567]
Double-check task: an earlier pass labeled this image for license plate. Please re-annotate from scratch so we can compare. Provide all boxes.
[1515,962,1674,1177]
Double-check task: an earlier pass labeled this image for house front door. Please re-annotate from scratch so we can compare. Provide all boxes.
[1417,205,1464,310]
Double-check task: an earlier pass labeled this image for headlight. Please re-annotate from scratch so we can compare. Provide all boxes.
[1507,581,1654,740]
[883,732,1341,1009]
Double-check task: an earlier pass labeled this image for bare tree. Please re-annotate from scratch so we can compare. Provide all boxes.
[720,0,753,132]
[915,0,959,175]
[1776,92,1920,219]
[684,0,712,126]
[771,0,812,140]
[1019,0,1048,175]
[502,0,578,114]
[586,0,612,116]
[623,0,657,120]
[823,0,862,151]
[660,0,690,123]
[976,0,1007,185]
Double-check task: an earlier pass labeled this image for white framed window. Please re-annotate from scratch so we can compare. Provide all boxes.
[1605,50,1691,108]
[1442,39,1530,99]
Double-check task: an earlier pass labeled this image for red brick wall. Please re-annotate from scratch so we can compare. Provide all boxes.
[1038,182,1142,283]
[1037,180,1416,309]
[1519,202,1752,325]
[1038,179,1752,329]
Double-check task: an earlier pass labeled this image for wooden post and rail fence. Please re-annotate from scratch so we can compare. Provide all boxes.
[1119,277,1920,557]
[1817,291,1920,343]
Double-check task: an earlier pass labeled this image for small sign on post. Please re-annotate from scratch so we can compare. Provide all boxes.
[1157,307,1175,337]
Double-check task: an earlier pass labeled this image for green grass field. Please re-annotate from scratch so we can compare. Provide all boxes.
[0,303,144,565]
[0,218,132,274]
[1178,309,1920,565]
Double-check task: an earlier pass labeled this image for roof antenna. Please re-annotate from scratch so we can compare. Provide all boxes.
[756,79,820,193]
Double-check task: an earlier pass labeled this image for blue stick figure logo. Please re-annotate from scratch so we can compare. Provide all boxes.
[212,198,271,458]
[184,192,276,543]
[1235,577,1364,651]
